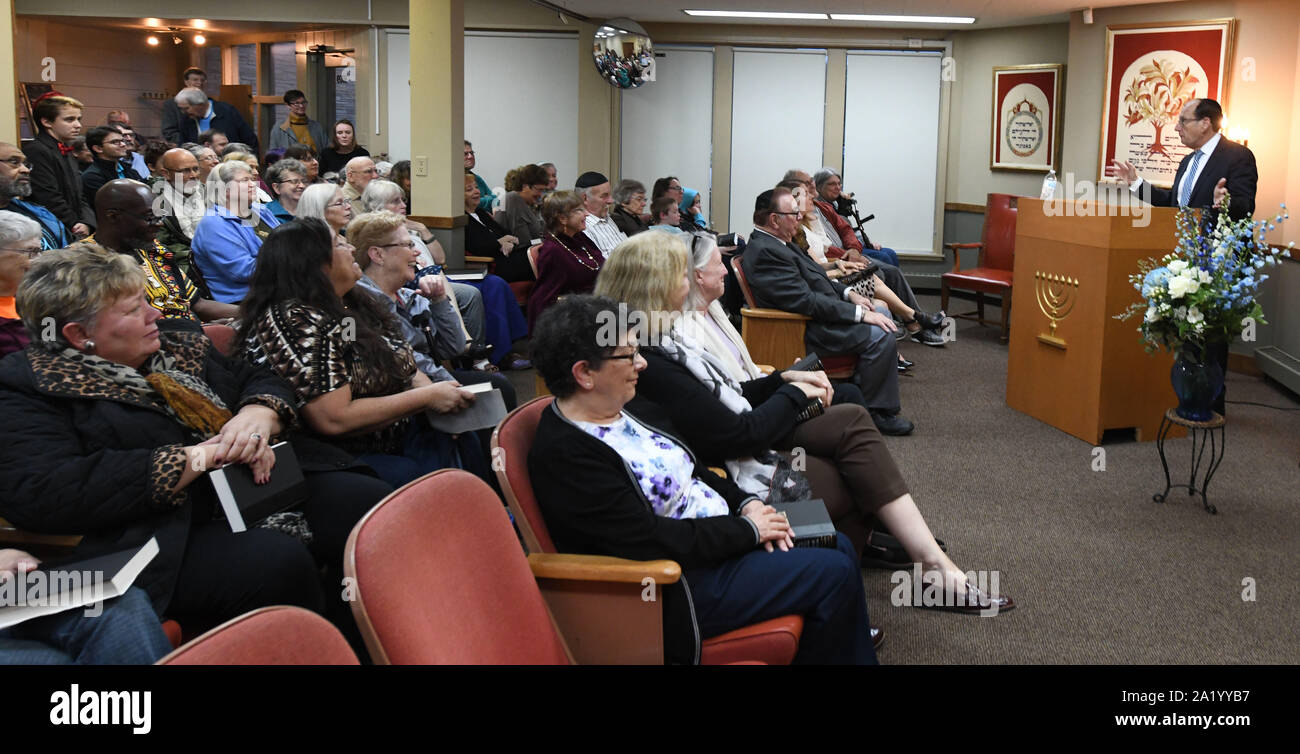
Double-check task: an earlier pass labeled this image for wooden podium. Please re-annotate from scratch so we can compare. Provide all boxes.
[1006,198,1184,444]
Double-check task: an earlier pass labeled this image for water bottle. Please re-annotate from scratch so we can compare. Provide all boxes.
[1040,169,1058,200]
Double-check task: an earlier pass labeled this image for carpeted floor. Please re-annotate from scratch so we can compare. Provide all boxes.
[504,293,1300,664]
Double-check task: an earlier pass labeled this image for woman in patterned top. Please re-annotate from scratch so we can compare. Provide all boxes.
[236,217,486,487]
[528,294,879,665]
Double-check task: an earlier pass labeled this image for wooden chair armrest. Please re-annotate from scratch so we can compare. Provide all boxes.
[0,517,83,550]
[740,307,811,322]
[755,364,776,374]
[463,255,494,265]
[528,553,681,585]
[944,242,983,272]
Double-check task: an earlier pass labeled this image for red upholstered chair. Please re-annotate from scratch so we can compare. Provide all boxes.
[491,396,804,665]
[158,606,359,665]
[466,254,535,308]
[730,256,855,379]
[941,193,1018,343]
[201,323,237,357]
[344,469,573,665]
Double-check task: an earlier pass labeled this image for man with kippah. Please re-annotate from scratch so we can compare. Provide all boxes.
[575,171,627,258]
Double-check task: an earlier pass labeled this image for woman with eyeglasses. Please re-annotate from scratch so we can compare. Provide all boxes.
[264,158,308,223]
[495,164,548,250]
[191,160,281,304]
[236,218,489,488]
[527,190,606,330]
[283,144,324,185]
[611,179,650,237]
[0,211,42,358]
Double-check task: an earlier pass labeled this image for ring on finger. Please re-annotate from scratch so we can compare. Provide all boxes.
[250,433,263,441]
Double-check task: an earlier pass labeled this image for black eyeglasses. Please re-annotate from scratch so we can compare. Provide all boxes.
[772,211,801,216]
[605,347,640,361]
[289,100,308,106]
[1,157,33,169]
[1,246,42,258]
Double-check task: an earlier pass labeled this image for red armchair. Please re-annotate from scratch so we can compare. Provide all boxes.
[941,193,1018,343]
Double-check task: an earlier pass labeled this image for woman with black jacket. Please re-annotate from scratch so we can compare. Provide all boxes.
[528,293,878,665]
[0,247,392,640]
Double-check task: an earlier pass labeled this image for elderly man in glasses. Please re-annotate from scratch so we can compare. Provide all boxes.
[0,142,72,251]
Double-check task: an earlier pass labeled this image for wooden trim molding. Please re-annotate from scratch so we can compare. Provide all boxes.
[408,214,467,229]
[944,201,987,214]
[1227,352,1263,377]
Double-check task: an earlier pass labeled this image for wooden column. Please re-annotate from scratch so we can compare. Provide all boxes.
[408,0,466,264]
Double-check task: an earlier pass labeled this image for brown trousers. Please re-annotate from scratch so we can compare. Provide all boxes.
[776,403,910,557]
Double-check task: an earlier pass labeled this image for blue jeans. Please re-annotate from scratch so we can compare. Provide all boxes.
[685,533,878,665]
[0,587,173,665]
[864,245,899,267]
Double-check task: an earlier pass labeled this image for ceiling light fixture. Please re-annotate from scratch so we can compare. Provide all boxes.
[146,35,159,46]
[683,10,829,20]
[829,13,976,24]
[193,34,206,45]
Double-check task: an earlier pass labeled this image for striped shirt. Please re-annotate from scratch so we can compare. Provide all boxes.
[583,212,628,257]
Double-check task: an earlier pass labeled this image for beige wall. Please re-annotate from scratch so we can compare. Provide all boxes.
[13,18,188,139]
[944,23,1070,205]
[1061,0,1299,242]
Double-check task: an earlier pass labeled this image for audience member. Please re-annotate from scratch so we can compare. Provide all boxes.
[0,247,390,641]
[742,187,913,435]
[269,90,326,153]
[104,112,151,178]
[265,158,309,222]
[540,162,558,194]
[187,144,220,184]
[174,88,258,153]
[78,180,236,327]
[342,156,378,217]
[318,119,369,175]
[263,148,285,168]
[575,171,627,258]
[528,294,880,664]
[463,140,495,212]
[162,67,207,143]
[142,140,173,184]
[678,187,708,232]
[495,164,547,248]
[374,161,393,179]
[527,190,605,329]
[199,129,229,155]
[811,167,899,267]
[221,152,273,203]
[0,211,41,358]
[464,173,531,283]
[597,233,1013,618]
[610,179,649,237]
[647,196,686,236]
[651,175,683,205]
[192,161,281,303]
[0,141,72,250]
[155,148,212,298]
[80,126,143,206]
[236,218,488,488]
[389,160,412,211]
[26,94,94,237]
[70,136,94,169]
[0,551,172,665]
[283,144,323,184]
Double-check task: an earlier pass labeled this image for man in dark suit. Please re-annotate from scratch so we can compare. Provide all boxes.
[173,88,259,155]
[741,187,913,435]
[1108,97,1256,221]
[1108,97,1255,416]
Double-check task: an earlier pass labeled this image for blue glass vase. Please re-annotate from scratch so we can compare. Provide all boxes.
[1170,344,1224,422]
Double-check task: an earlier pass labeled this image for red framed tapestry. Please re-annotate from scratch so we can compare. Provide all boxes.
[991,64,1064,172]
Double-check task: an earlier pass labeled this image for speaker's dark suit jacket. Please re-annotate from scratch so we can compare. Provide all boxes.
[1148,136,1256,220]
[740,228,870,355]
[177,100,259,154]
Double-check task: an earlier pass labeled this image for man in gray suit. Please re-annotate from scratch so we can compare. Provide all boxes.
[741,187,913,435]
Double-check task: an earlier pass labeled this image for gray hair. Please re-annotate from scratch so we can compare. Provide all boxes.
[782,169,810,184]
[812,167,841,190]
[0,210,42,248]
[360,179,404,212]
[297,183,342,222]
[265,158,307,197]
[16,246,145,345]
[613,179,646,207]
[221,143,253,158]
[683,232,718,311]
[208,160,253,205]
[374,161,393,178]
[174,87,208,107]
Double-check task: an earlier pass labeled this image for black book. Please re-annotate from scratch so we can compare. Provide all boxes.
[789,353,824,373]
[0,537,159,629]
[426,382,508,434]
[208,442,307,533]
[788,353,827,424]
[769,499,837,549]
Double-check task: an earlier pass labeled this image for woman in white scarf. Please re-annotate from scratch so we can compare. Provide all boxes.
[595,231,1014,615]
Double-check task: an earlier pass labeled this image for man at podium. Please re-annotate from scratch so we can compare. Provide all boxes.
[1107,98,1257,222]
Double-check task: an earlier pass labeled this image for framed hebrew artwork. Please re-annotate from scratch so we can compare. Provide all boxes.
[991,64,1064,172]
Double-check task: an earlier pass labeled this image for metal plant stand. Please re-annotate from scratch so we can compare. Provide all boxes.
[1153,409,1226,514]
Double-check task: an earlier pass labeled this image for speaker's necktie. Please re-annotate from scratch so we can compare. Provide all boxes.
[1179,150,1204,207]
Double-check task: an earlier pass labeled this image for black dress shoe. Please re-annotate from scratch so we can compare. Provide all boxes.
[870,411,914,436]
[909,309,946,330]
[913,583,1016,616]
[909,329,946,347]
[871,626,885,651]
[899,357,915,369]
